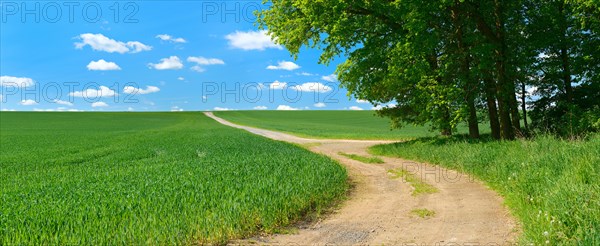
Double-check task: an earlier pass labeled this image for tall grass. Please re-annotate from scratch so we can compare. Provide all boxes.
[0,112,347,244]
[371,134,600,244]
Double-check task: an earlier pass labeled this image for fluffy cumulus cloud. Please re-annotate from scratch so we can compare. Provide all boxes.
[322,74,338,82]
[225,30,282,51]
[290,82,332,93]
[267,61,300,71]
[19,99,38,105]
[75,33,152,53]
[187,56,225,73]
[53,99,74,106]
[91,101,109,108]
[277,105,299,110]
[70,86,117,98]
[356,99,369,104]
[253,106,268,110]
[1,76,35,87]
[171,106,184,112]
[149,56,184,70]
[187,56,225,65]
[87,59,121,71]
[178,77,185,81]
[349,106,364,111]
[156,34,187,43]
[123,86,160,95]
[314,102,326,108]
[269,80,288,90]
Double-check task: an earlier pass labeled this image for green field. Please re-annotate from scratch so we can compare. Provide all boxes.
[371,135,600,244]
[0,112,347,244]
[214,110,438,140]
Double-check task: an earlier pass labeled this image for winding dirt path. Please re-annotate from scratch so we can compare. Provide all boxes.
[205,112,518,245]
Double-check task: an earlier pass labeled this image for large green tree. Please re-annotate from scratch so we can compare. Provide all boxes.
[257,0,599,139]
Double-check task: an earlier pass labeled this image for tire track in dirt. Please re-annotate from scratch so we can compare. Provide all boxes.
[205,112,518,245]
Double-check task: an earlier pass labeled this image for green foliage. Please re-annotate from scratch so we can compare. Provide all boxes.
[530,82,600,137]
[0,112,347,244]
[371,134,600,244]
[257,0,600,139]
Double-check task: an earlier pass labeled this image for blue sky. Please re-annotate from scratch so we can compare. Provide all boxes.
[0,1,379,112]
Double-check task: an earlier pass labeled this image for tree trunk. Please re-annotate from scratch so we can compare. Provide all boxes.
[494,0,515,140]
[558,1,573,102]
[452,6,480,139]
[441,107,453,136]
[509,81,522,137]
[521,80,529,133]
[484,77,501,140]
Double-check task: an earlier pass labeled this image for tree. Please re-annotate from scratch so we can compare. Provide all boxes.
[257,0,599,139]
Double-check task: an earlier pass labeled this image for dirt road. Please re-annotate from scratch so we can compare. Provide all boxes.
[205,112,518,245]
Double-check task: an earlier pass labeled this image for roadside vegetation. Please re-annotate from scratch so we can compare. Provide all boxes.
[0,112,347,244]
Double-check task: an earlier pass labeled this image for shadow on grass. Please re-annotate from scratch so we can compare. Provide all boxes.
[388,133,498,147]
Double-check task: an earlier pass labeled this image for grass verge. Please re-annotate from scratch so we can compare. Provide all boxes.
[387,168,439,196]
[338,152,385,164]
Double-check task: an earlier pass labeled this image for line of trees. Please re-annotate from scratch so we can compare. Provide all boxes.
[258,0,600,139]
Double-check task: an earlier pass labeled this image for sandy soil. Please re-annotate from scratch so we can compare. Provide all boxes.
[205,112,519,245]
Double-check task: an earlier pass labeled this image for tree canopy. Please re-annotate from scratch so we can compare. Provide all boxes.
[257,0,600,139]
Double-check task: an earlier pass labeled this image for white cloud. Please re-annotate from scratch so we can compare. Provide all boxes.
[91,101,109,108]
[70,86,117,98]
[156,34,187,43]
[349,106,364,111]
[19,99,38,106]
[87,59,121,71]
[187,56,225,72]
[298,72,315,76]
[277,105,299,110]
[253,106,268,110]
[269,80,287,90]
[191,66,205,73]
[177,77,185,81]
[372,103,396,110]
[126,41,152,53]
[314,102,326,108]
[33,107,81,112]
[187,56,225,65]
[225,30,282,51]
[214,107,233,111]
[75,33,151,54]
[267,61,300,71]
[322,74,338,82]
[149,56,184,70]
[123,86,160,95]
[356,99,369,104]
[53,99,74,106]
[1,76,35,87]
[290,82,332,93]
[372,105,383,110]
[171,106,184,112]
[128,107,134,111]
[1,108,16,111]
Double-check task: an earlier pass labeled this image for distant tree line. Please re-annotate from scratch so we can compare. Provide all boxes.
[258,0,600,139]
